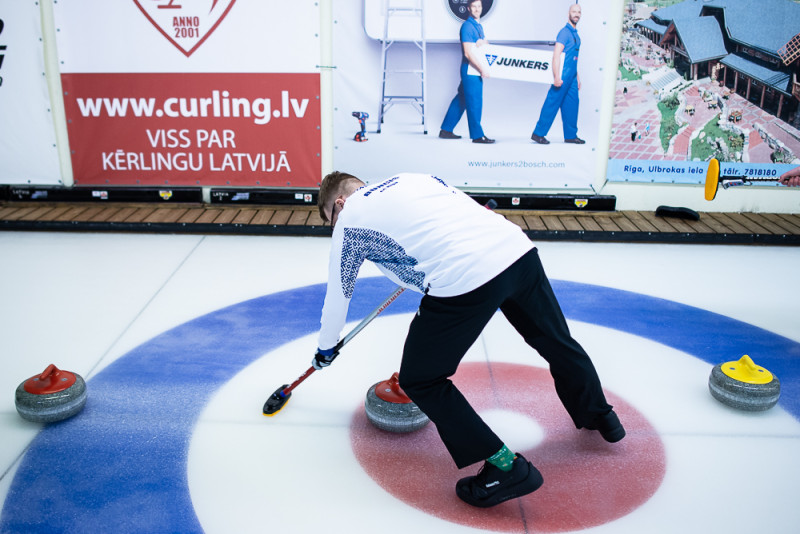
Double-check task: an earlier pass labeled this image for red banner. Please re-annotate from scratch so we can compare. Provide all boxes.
[62,72,320,187]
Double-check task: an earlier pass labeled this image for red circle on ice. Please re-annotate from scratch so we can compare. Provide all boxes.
[351,362,666,532]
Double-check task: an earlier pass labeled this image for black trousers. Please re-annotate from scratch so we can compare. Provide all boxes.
[398,248,612,469]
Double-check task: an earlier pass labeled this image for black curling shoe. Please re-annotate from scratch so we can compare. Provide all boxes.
[586,410,626,443]
[456,453,543,508]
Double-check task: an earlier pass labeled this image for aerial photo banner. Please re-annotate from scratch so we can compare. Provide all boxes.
[608,0,799,188]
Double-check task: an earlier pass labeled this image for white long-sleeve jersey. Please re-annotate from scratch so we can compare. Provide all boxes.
[318,173,534,350]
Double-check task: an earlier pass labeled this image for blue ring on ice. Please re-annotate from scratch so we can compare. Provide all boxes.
[2,277,798,532]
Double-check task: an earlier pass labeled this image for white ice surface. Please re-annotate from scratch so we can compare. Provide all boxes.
[1,233,798,532]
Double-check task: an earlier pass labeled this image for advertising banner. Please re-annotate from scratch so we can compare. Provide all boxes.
[62,73,318,187]
[0,1,61,185]
[54,0,321,188]
[608,0,800,189]
[333,0,621,191]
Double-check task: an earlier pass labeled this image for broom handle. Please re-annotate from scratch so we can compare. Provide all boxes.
[337,285,406,349]
[280,286,406,396]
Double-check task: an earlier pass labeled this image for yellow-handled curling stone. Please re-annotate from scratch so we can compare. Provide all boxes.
[708,355,780,411]
[365,372,430,433]
[15,364,87,423]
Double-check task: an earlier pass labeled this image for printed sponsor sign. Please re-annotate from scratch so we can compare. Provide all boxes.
[62,72,320,186]
[52,1,322,187]
[467,44,563,84]
[335,0,615,190]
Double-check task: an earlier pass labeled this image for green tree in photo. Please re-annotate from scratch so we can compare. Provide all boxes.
[657,94,680,152]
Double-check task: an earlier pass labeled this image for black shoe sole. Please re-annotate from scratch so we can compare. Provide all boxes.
[456,463,544,508]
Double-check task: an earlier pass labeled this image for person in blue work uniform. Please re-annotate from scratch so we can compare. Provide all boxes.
[531,3,584,145]
[313,170,625,508]
[439,0,495,144]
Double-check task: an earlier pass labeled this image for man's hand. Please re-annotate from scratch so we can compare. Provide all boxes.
[779,166,800,187]
[312,347,340,370]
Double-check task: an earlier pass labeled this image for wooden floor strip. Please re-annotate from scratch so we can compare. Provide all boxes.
[86,207,122,223]
[541,215,566,231]
[287,210,310,226]
[619,211,659,233]
[560,216,584,232]
[704,213,744,233]
[123,208,157,223]
[177,209,204,224]
[725,212,772,234]
[248,209,275,225]
[268,210,291,225]
[194,209,223,224]
[306,211,325,227]
[232,209,257,225]
[522,214,546,231]
[1,202,798,244]
[773,213,800,233]
[741,213,785,234]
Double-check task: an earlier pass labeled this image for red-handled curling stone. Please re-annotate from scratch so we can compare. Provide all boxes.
[364,372,429,433]
[15,364,87,423]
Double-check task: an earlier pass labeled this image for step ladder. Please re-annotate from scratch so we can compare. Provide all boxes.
[377,0,427,134]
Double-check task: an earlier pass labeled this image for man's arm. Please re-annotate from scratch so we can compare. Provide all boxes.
[317,228,353,352]
[552,42,565,87]
[463,41,489,78]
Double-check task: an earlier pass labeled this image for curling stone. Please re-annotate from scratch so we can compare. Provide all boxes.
[15,364,87,423]
[708,355,780,411]
[365,372,430,433]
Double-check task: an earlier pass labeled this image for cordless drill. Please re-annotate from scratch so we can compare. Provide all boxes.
[352,111,368,142]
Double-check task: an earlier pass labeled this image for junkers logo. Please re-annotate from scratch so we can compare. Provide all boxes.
[133,0,236,57]
[486,54,549,71]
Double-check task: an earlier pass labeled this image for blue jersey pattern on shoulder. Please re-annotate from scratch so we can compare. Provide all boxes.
[341,228,425,297]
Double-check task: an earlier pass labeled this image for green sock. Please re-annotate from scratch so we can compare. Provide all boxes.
[487,444,517,472]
